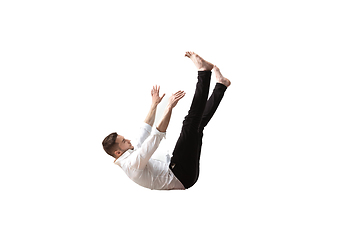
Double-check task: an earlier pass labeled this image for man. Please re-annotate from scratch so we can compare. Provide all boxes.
[102,52,231,190]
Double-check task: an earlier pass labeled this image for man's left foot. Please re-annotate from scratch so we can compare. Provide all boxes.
[185,51,214,71]
[213,65,231,87]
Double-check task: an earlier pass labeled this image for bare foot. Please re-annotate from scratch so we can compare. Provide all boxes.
[213,65,231,87]
[185,51,214,71]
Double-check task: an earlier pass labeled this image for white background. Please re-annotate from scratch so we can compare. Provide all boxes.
[1,0,359,239]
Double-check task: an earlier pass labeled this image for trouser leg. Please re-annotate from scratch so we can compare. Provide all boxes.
[198,83,228,133]
[170,72,229,189]
[182,71,211,132]
[194,83,228,182]
[170,71,211,189]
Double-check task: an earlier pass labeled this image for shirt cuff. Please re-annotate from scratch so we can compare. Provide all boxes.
[142,122,152,134]
[153,127,166,139]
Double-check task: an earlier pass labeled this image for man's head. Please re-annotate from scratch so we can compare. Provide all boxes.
[102,132,134,159]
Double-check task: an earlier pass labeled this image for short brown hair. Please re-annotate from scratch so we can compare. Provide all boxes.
[102,132,118,157]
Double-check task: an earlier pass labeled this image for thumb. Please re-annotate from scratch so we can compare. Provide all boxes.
[160,93,165,101]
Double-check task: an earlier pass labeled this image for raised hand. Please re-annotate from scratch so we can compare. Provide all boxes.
[168,90,186,108]
[151,85,165,106]
[156,90,186,133]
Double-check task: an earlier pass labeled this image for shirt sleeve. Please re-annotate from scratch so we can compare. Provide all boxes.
[134,123,152,149]
[129,128,166,170]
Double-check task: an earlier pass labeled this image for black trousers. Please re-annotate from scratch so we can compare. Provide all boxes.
[169,71,227,189]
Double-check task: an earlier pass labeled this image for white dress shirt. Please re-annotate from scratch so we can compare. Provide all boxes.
[114,123,185,190]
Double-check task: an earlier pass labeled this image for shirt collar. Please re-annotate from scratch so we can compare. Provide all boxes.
[114,149,134,164]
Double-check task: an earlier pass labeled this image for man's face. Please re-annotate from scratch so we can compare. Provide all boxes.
[115,135,134,153]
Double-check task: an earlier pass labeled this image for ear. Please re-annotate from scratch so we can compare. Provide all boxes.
[114,150,123,157]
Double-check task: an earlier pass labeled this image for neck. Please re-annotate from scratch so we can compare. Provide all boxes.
[114,148,133,162]
[114,153,123,162]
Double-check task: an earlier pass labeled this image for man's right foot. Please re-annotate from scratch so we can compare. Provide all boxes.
[213,65,231,87]
[185,51,214,71]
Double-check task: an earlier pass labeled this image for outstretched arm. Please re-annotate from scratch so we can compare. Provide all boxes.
[156,90,186,132]
[144,85,165,126]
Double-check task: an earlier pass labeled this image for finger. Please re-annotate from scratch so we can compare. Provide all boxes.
[175,91,183,96]
[175,92,185,100]
[174,90,183,96]
[179,93,186,99]
[160,93,165,101]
